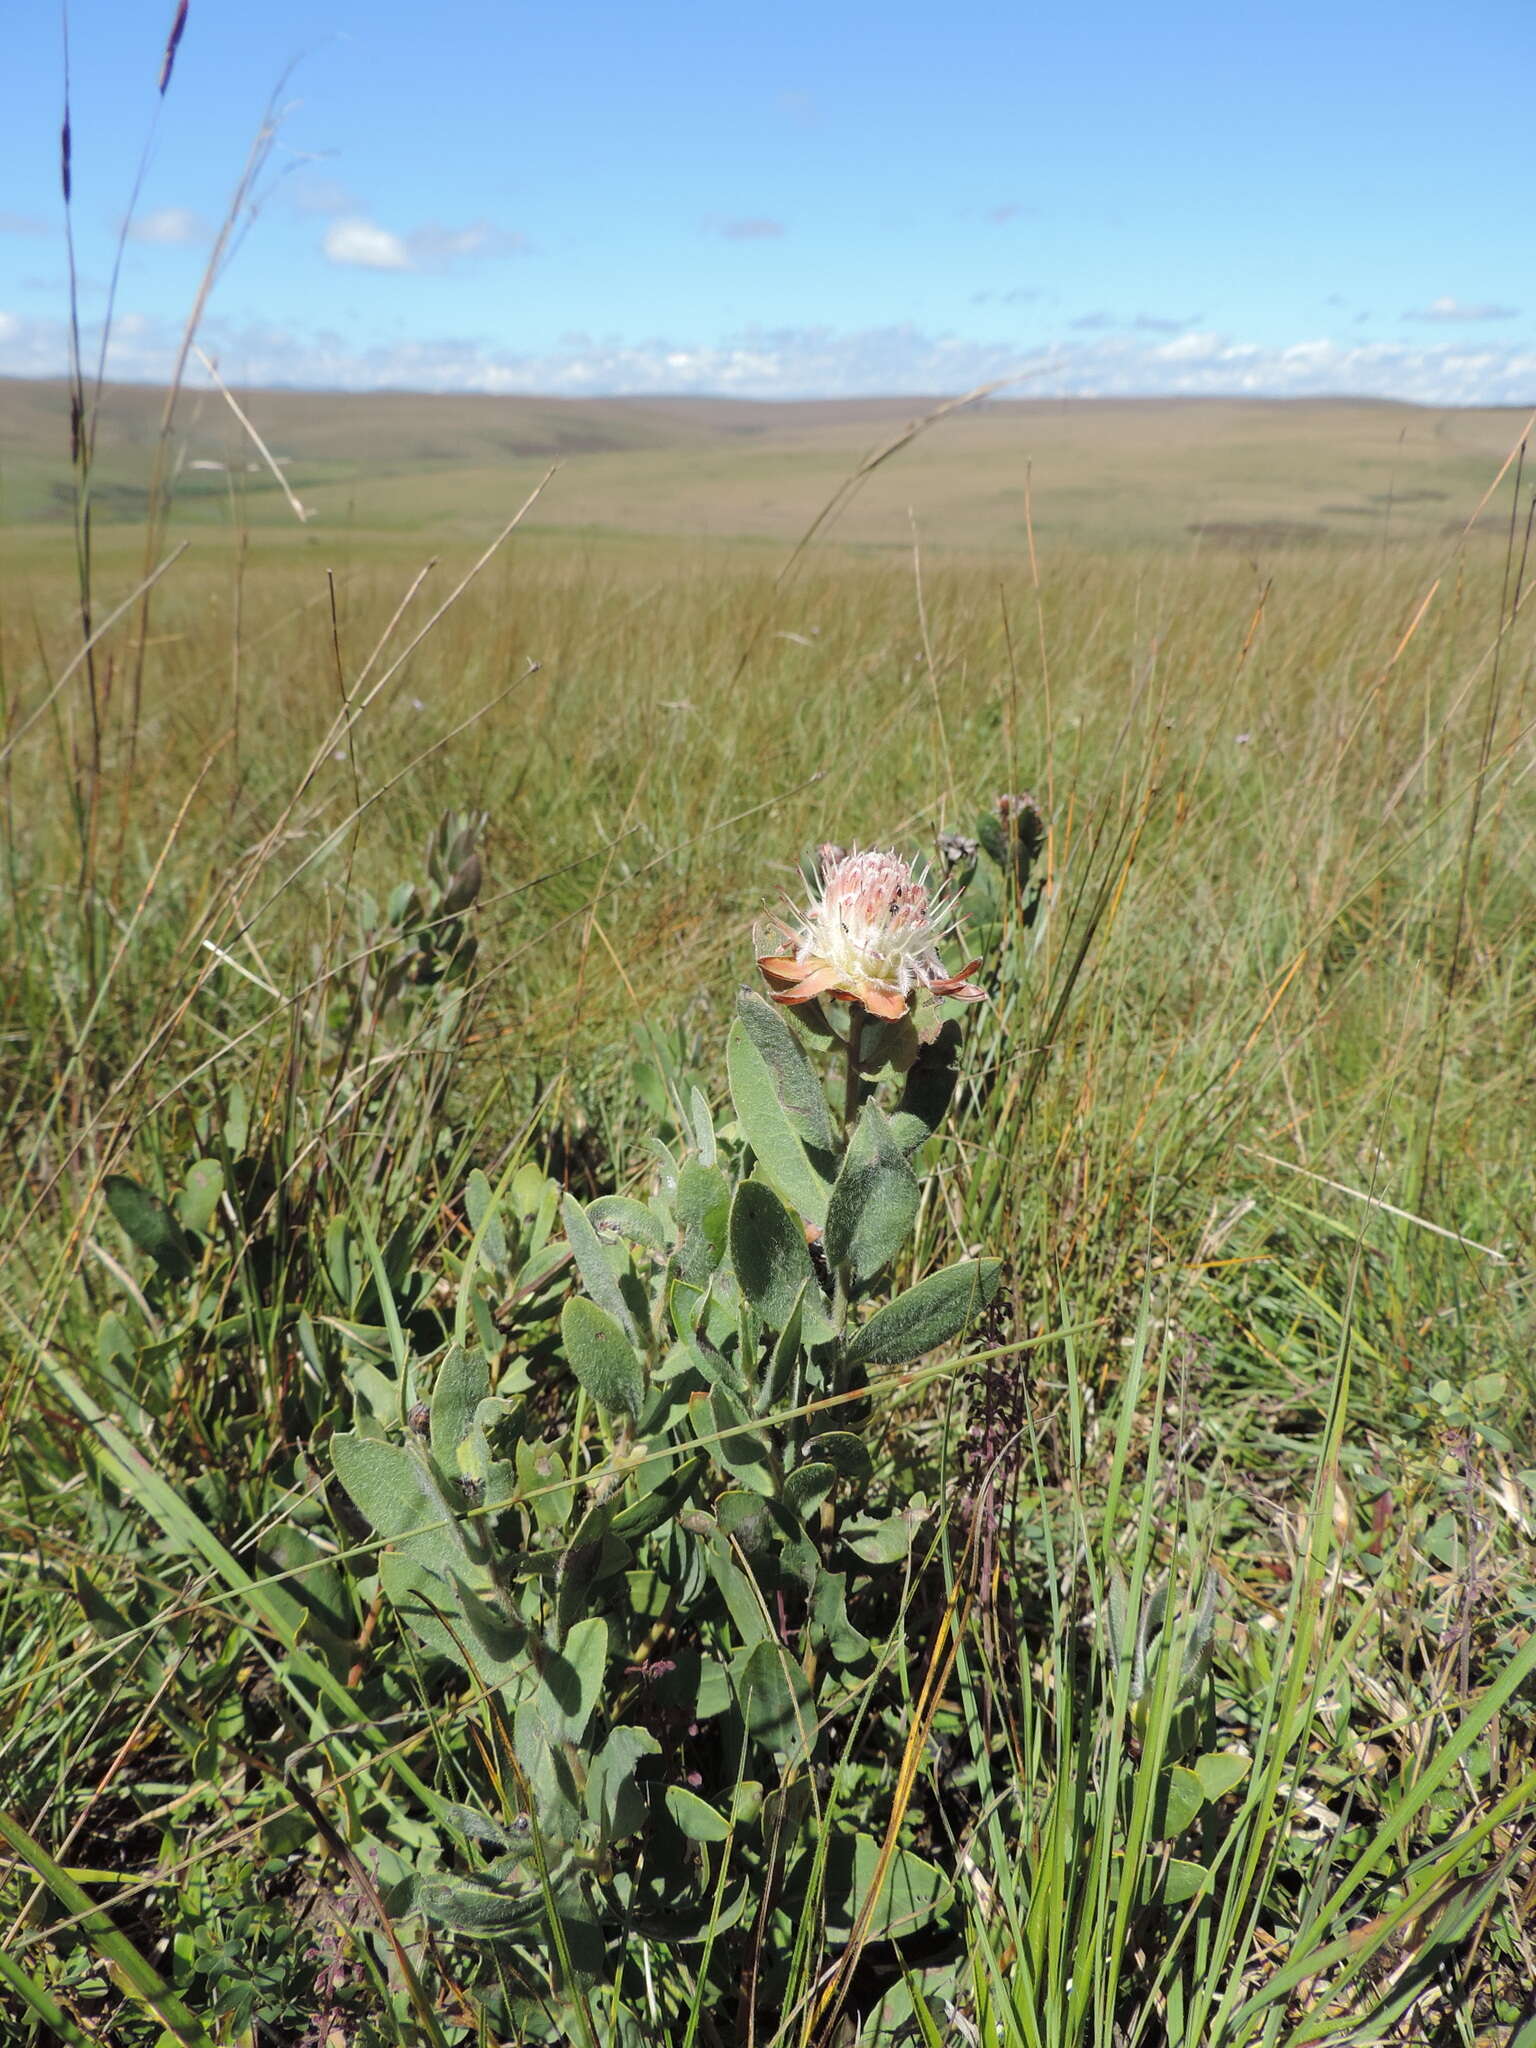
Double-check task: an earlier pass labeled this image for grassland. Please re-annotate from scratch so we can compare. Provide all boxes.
[2,377,1535,2045]
[2,377,1530,555]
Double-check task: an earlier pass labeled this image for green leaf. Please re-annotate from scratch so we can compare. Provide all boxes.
[697,1521,773,1646]
[610,1448,707,1540]
[666,1784,731,1842]
[843,1259,1001,1367]
[514,1240,568,1300]
[782,1460,837,1519]
[538,1615,609,1741]
[104,1174,194,1281]
[174,1159,224,1236]
[378,1551,528,1689]
[888,1025,961,1153]
[756,1281,807,1415]
[692,1386,775,1494]
[588,1724,660,1843]
[726,1018,833,1225]
[732,1638,817,1758]
[735,987,838,1151]
[1194,1750,1249,1803]
[844,1510,917,1565]
[518,1437,575,1529]
[420,1874,555,1938]
[689,1084,718,1165]
[561,1296,646,1419]
[586,1194,668,1251]
[676,1160,730,1235]
[641,1134,680,1203]
[730,1178,833,1339]
[561,1192,637,1338]
[821,1834,953,1941]
[717,1488,818,1589]
[811,1569,872,1667]
[331,1433,471,1582]
[464,1168,508,1268]
[1149,1764,1206,1840]
[1160,1857,1214,1905]
[554,1500,626,1645]
[823,1102,920,1282]
[430,1344,490,1470]
[514,1700,583,1843]
[675,1160,730,1283]
[803,1431,874,1482]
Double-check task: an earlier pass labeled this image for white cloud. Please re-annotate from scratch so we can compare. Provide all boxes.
[1,309,1533,406]
[1405,295,1518,323]
[0,211,49,237]
[321,215,526,271]
[129,206,208,246]
[323,217,412,270]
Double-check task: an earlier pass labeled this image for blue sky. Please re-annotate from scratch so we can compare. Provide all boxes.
[1,0,1532,400]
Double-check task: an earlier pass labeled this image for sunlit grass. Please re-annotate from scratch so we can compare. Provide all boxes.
[2,440,1534,2041]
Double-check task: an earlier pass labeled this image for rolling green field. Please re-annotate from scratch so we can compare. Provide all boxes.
[2,378,1535,2046]
[2,377,1530,556]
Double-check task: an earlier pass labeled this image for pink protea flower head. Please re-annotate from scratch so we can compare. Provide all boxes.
[757,844,985,1020]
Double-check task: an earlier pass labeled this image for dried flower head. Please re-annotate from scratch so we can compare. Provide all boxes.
[757,844,984,1020]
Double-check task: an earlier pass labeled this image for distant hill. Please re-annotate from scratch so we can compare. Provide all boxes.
[2,378,1527,552]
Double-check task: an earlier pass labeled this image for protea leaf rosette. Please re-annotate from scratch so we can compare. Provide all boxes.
[757,845,984,1054]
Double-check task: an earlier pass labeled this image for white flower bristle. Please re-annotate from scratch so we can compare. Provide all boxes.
[790,847,961,1001]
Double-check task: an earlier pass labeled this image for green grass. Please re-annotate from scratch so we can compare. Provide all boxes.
[3,377,1530,550]
[2,385,1535,2045]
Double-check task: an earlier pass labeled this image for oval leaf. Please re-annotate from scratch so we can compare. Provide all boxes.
[822,1834,954,1941]
[730,1179,830,1337]
[842,1259,1002,1368]
[732,1639,816,1759]
[1194,1750,1249,1803]
[587,1194,668,1251]
[1149,1764,1206,1841]
[782,1460,837,1519]
[562,1193,637,1338]
[735,987,838,1151]
[539,1614,609,1742]
[823,1102,920,1282]
[464,1168,508,1268]
[666,1784,731,1842]
[175,1158,224,1237]
[104,1174,194,1281]
[560,1297,645,1420]
[430,1344,491,1470]
[331,1433,471,1582]
[726,1020,832,1226]
[803,1431,874,1482]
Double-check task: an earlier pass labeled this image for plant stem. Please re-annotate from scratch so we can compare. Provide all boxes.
[843,1001,864,1131]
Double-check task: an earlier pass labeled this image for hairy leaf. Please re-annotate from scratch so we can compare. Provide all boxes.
[726,1019,833,1225]
[735,987,839,1150]
[842,1259,1001,1368]
[730,1178,834,1340]
[823,1102,920,1282]
[561,1296,645,1420]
